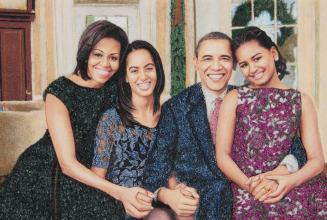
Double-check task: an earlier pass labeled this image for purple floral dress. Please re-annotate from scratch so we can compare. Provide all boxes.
[231,87,327,220]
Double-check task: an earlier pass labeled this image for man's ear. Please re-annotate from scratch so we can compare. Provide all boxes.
[193,56,198,71]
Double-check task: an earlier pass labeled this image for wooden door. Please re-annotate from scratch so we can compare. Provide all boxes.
[0,22,31,100]
[0,0,34,101]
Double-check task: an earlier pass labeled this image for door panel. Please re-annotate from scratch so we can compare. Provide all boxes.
[0,28,26,100]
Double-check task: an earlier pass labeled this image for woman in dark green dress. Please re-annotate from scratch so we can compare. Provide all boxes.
[0,20,130,219]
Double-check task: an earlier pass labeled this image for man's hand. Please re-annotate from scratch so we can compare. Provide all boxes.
[174,183,200,200]
[158,187,199,217]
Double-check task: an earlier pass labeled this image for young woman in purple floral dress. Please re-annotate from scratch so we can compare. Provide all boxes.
[216,26,327,219]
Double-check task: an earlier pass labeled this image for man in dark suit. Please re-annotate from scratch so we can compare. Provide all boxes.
[142,32,305,219]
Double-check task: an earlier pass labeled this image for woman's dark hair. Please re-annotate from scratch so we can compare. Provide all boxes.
[233,26,289,79]
[117,40,165,127]
[73,20,129,81]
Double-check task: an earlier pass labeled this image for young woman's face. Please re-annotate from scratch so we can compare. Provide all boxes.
[236,40,279,88]
[87,37,121,87]
[125,49,157,98]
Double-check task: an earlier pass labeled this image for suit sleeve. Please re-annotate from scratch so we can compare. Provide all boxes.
[288,135,307,169]
[142,103,178,192]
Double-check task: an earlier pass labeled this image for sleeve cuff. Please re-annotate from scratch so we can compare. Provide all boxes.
[153,187,164,202]
[279,154,299,173]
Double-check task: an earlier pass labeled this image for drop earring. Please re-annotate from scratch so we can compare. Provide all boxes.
[274,56,279,61]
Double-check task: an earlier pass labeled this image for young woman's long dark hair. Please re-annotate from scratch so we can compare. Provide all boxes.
[117,40,165,126]
[233,26,289,79]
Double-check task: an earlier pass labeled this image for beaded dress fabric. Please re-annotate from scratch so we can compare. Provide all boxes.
[0,76,124,219]
[231,86,327,219]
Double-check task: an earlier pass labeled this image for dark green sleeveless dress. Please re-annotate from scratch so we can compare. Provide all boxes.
[0,76,125,219]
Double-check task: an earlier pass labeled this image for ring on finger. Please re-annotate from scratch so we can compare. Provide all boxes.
[263,185,272,192]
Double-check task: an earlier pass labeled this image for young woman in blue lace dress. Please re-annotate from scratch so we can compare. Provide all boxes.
[216,26,326,219]
[91,40,172,219]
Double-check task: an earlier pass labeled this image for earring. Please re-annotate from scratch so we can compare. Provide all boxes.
[274,56,279,61]
[125,80,129,83]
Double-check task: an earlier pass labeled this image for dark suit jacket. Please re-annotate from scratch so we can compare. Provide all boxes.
[143,83,234,219]
[142,83,306,219]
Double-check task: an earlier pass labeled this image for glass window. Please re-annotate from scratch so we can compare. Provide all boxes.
[231,0,298,88]
[85,15,128,34]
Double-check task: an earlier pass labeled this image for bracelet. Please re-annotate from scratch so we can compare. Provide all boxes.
[152,187,164,202]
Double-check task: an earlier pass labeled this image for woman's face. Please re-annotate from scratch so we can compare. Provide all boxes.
[236,40,279,88]
[125,49,157,98]
[87,37,121,87]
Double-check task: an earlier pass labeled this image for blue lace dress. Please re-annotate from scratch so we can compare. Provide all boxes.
[92,108,156,219]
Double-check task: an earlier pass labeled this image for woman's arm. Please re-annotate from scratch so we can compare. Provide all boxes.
[91,167,107,178]
[215,90,250,191]
[264,93,325,203]
[46,94,152,218]
[292,93,325,181]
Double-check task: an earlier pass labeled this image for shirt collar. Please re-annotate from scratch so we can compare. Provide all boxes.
[201,83,227,103]
[201,83,228,119]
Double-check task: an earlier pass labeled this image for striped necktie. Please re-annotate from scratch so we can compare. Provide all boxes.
[209,97,223,145]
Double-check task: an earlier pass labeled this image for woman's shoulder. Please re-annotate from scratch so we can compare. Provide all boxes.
[45,76,68,90]
[43,76,72,101]
[99,107,122,126]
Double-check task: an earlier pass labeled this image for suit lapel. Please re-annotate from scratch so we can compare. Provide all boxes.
[186,84,222,177]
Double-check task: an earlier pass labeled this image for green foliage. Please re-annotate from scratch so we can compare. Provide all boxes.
[170,0,186,97]
[232,0,296,45]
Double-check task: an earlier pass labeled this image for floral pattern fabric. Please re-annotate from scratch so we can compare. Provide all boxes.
[231,86,327,219]
[92,108,156,188]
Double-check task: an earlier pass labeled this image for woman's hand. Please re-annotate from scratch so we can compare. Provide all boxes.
[262,175,297,203]
[246,174,278,201]
[118,186,154,218]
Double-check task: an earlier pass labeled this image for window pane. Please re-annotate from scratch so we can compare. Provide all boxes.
[86,15,106,25]
[233,26,277,42]
[277,27,297,62]
[277,27,297,87]
[85,15,128,33]
[283,64,297,88]
[232,0,251,27]
[277,0,297,24]
[253,0,274,26]
[261,26,276,42]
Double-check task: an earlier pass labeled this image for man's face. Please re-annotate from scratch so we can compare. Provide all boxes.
[195,39,233,96]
